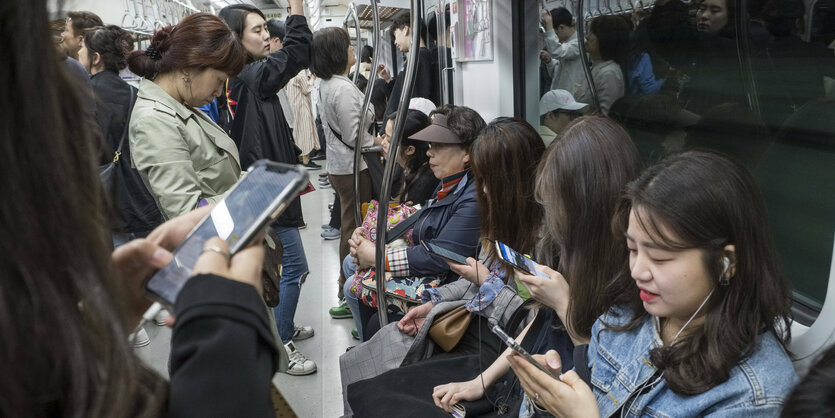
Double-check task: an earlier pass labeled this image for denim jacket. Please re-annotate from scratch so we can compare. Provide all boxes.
[522,304,796,417]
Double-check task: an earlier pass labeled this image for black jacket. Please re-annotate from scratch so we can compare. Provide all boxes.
[226,15,312,227]
[383,47,439,120]
[91,70,163,236]
[170,274,278,417]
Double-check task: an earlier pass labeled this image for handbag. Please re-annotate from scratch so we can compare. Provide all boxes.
[98,88,164,235]
[348,200,419,299]
[428,304,474,352]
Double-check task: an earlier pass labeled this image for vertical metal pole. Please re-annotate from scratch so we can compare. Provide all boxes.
[374,0,421,327]
[734,0,761,115]
[352,0,382,226]
[575,0,601,112]
[436,1,447,106]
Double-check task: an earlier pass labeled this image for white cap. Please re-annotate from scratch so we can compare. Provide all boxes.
[408,97,437,117]
[539,89,588,115]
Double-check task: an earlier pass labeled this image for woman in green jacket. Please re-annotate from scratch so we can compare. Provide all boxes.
[127,13,247,219]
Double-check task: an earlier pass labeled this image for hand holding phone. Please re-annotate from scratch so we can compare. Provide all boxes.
[423,241,469,265]
[144,161,307,306]
[494,241,549,278]
[489,319,559,379]
[192,236,265,293]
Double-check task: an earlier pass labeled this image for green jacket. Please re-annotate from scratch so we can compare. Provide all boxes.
[129,79,241,219]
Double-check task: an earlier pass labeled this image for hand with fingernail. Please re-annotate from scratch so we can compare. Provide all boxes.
[507,349,599,417]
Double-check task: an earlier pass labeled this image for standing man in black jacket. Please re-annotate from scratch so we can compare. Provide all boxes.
[220,0,317,376]
[378,13,440,123]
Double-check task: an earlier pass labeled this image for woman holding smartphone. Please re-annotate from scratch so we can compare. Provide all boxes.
[1,1,275,415]
[429,116,643,415]
[510,151,796,417]
[345,118,548,416]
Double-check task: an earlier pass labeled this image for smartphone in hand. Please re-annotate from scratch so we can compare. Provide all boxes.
[422,241,469,265]
[494,241,549,278]
[490,319,559,379]
[144,161,307,306]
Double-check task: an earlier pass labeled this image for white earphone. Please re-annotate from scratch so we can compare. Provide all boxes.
[721,256,731,276]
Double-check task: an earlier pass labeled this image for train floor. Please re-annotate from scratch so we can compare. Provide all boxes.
[135,167,354,418]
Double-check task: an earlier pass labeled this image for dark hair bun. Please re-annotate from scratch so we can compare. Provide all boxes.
[126,25,173,79]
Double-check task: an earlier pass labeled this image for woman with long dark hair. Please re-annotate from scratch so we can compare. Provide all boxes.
[510,151,796,417]
[219,1,317,376]
[431,116,643,415]
[1,1,275,415]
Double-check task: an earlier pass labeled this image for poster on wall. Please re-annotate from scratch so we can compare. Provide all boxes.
[456,0,493,62]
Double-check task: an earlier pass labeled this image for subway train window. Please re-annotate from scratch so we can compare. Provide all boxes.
[536,0,834,320]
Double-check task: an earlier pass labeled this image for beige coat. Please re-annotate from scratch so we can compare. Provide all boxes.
[129,79,241,219]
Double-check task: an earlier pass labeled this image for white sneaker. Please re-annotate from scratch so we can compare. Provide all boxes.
[154,308,169,326]
[129,327,150,347]
[284,341,317,376]
[293,325,314,341]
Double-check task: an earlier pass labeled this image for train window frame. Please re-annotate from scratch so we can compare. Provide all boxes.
[524,0,834,326]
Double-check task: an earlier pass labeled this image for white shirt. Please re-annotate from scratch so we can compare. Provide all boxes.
[572,60,624,116]
[543,31,585,92]
[318,75,375,175]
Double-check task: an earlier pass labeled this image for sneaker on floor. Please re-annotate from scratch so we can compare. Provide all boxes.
[153,308,169,326]
[351,328,360,340]
[318,172,329,178]
[321,223,333,230]
[329,300,352,319]
[293,325,314,340]
[310,152,326,161]
[284,341,317,376]
[303,160,321,170]
[321,228,340,240]
[318,181,331,189]
[129,327,151,347]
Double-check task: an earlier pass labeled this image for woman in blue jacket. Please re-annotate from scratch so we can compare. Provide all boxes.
[348,105,485,339]
[511,151,796,417]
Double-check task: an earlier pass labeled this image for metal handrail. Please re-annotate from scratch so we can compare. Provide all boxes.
[374,0,421,327]
[352,0,381,226]
[575,0,601,111]
[122,0,138,28]
[734,0,761,114]
[344,3,363,85]
[436,0,455,105]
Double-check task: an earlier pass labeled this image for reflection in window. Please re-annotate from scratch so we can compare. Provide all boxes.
[532,0,834,315]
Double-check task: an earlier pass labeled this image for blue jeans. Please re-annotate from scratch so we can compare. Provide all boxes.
[272,226,309,343]
[342,255,364,339]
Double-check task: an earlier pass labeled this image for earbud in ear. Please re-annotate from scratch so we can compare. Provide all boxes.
[719,256,731,286]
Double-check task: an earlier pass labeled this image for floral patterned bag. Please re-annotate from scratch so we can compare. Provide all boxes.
[347,200,418,299]
[359,270,442,312]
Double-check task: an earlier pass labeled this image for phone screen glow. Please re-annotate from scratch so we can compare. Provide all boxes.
[147,164,303,305]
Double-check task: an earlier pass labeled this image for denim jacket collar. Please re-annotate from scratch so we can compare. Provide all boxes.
[588,305,797,418]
